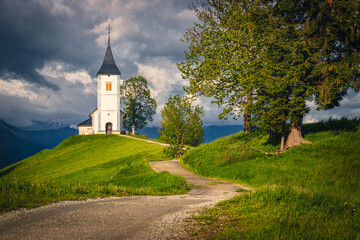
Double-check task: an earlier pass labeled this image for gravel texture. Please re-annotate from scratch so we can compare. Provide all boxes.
[0,159,247,239]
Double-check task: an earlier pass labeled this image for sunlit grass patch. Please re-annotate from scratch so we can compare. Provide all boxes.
[181,118,360,239]
[0,135,189,211]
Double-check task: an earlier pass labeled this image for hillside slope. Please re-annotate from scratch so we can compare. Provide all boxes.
[203,124,244,143]
[0,120,48,169]
[0,135,189,211]
[181,119,360,239]
[0,120,78,169]
[137,125,244,143]
[24,127,78,148]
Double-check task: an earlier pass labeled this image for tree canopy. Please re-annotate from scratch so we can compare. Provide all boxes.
[160,95,204,157]
[179,0,360,150]
[121,76,157,131]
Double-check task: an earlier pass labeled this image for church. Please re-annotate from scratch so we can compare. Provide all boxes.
[78,26,124,135]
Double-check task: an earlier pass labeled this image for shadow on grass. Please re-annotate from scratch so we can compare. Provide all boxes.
[263,117,360,147]
[0,162,23,178]
[302,117,360,135]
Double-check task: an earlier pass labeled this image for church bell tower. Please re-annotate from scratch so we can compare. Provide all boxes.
[92,24,122,134]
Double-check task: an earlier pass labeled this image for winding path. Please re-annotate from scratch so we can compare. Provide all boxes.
[0,137,247,239]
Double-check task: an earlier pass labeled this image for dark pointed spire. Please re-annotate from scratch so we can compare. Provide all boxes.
[97,23,121,76]
[107,23,111,46]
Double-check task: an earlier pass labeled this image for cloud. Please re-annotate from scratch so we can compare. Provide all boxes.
[136,57,240,127]
[37,61,96,94]
[0,0,100,90]
[0,0,202,127]
[0,0,358,129]
[304,90,360,123]
[0,61,96,127]
[37,0,75,17]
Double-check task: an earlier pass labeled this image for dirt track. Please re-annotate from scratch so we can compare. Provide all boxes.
[0,160,246,240]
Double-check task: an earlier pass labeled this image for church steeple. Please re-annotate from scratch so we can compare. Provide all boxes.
[107,23,111,46]
[97,23,121,76]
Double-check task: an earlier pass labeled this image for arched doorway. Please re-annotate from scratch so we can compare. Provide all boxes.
[105,122,112,134]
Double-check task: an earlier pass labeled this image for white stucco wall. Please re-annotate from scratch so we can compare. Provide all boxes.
[101,95,117,110]
[91,110,98,134]
[96,74,122,133]
[79,126,93,135]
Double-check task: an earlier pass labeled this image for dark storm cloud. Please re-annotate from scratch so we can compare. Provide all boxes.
[106,0,196,65]
[0,0,199,126]
[0,1,58,89]
[2,0,355,128]
[0,0,100,89]
[0,0,195,87]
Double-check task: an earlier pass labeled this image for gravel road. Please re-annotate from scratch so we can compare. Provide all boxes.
[0,159,247,240]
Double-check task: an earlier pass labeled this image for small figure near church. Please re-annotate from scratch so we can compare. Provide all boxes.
[78,24,124,135]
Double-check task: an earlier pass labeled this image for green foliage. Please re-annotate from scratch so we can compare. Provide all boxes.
[178,0,262,122]
[181,118,360,239]
[270,0,360,109]
[180,0,360,145]
[121,76,157,131]
[160,95,204,158]
[0,135,189,211]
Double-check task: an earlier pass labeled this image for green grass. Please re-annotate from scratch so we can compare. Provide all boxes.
[0,135,190,211]
[181,118,360,239]
[130,134,168,144]
[131,134,196,157]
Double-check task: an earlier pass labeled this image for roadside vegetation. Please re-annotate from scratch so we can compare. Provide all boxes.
[0,135,189,212]
[181,118,360,239]
[160,95,204,158]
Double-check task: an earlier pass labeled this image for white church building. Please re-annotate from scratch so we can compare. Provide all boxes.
[78,27,124,135]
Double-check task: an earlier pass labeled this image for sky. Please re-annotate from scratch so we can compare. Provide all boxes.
[0,0,359,128]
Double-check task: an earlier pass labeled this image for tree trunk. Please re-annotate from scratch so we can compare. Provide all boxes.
[280,127,285,152]
[285,119,311,149]
[243,92,253,134]
[268,130,277,141]
[244,111,251,134]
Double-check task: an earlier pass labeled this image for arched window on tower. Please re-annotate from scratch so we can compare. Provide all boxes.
[106,82,112,91]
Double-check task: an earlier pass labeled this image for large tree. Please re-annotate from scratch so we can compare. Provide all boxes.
[160,95,204,158]
[180,0,360,150]
[121,76,157,131]
[178,0,267,134]
[270,0,360,148]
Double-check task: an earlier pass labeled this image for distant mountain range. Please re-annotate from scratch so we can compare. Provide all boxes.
[20,120,72,131]
[137,125,244,143]
[203,125,244,143]
[1,120,243,169]
[0,120,78,169]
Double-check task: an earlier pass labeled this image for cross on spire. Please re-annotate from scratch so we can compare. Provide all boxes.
[107,23,111,46]
[97,22,121,76]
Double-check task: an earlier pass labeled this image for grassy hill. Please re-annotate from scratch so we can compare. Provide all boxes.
[0,120,78,169]
[181,118,360,239]
[0,120,48,169]
[0,135,189,211]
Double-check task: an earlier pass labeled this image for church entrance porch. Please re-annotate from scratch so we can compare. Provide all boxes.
[106,122,112,134]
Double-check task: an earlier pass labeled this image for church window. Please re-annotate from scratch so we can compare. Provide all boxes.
[106,82,112,91]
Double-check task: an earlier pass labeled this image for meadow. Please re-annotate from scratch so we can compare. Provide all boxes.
[181,118,360,239]
[0,135,189,211]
